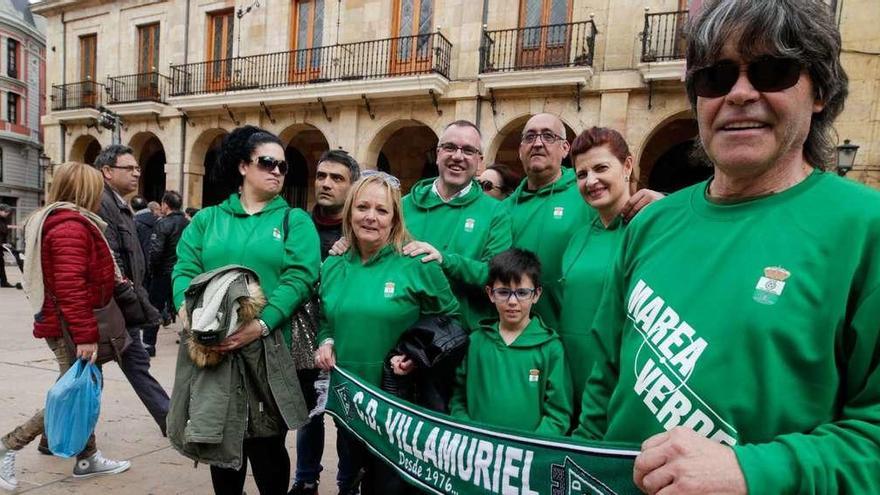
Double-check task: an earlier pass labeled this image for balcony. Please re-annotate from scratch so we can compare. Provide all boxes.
[479,20,597,90]
[168,32,453,110]
[106,71,172,117]
[50,80,104,111]
[639,10,688,82]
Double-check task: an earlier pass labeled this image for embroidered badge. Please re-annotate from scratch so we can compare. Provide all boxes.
[528,369,540,382]
[553,207,564,219]
[752,266,790,305]
[384,282,396,298]
[464,218,475,232]
[272,227,282,240]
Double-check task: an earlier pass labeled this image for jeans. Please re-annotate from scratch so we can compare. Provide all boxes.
[143,272,172,347]
[118,327,170,434]
[1,338,97,460]
[210,434,289,495]
[335,426,366,492]
[294,369,325,484]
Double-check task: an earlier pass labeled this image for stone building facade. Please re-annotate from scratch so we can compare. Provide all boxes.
[0,0,45,246]
[33,0,879,209]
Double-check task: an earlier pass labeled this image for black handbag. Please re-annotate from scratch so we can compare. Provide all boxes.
[52,291,132,364]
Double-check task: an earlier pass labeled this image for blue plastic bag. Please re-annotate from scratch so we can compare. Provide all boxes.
[44,359,102,458]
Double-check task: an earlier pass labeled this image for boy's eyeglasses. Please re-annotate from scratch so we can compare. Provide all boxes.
[479,180,500,193]
[691,56,803,98]
[438,142,482,157]
[251,156,289,175]
[521,132,564,145]
[490,287,538,301]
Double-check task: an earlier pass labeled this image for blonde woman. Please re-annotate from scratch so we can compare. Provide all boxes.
[0,163,130,492]
[315,171,459,494]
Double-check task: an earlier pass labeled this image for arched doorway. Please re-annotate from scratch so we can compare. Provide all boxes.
[368,120,438,193]
[638,117,711,193]
[201,134,227,207]
[488,115,576,177]
[130,133,167,202]
[280,125,330,210]
[69,135,102,165]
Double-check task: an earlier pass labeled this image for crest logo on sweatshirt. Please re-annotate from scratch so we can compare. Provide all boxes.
[528,368,540,382]
[272,227,282,240]
[553,207,564,219]
[752,266,790,305]
[384,282,396,298]
[464,218,475,232]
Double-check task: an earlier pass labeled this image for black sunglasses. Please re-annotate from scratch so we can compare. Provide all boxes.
[692,56,803,98]
[479,180,500,192]
[251,156,289,175]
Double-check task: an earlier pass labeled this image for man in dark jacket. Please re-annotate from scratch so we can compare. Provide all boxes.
[144,190,188,356]
[94,144,170,435]
[132,196,159,274]
[0,203,20,289]
[289,149,359,495]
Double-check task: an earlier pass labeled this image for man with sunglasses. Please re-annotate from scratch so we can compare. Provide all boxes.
[508,113,661,333]
[575,2,880,494]
[399,120,512,331]
[93,145,170,437]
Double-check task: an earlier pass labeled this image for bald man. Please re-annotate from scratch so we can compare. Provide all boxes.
[507,113,659,332]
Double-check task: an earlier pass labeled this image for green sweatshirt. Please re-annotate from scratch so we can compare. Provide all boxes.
[172,194,320,345]
[559,216,625,400]
[317,245,460,385]
[403,178,512,330]
[574,170,880,494]
[505,168,596,332]
[449,316,573,436]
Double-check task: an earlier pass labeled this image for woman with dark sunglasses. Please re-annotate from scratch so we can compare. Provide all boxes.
[478,163,520,200]
[170,125,320,495]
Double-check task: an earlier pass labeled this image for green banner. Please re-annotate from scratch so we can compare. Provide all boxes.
[326,367,641,495]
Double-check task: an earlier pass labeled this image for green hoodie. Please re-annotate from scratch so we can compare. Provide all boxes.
[574,171,880,494]
[403,178,512,330]
[317,245,460,385]
[449,316,573,436]
[505,168,596,332]
[559,215,625,400]
[172,194,320,345]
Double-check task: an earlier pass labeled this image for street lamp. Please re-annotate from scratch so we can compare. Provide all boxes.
[835,139,859,176]
[38,152,51,192]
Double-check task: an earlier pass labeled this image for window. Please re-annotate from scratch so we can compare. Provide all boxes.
[206,10,234,90]
[7,39,17,78]
[138,23,160,73]
[289,0,324,81]
[517,0,570,67]
[7,93,17,124]
[0,148,4,182]
[80,34,97,81]
[390,0,434,74]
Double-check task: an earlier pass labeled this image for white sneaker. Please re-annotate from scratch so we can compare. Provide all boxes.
[0,445,17,492]
[72,451,131,479]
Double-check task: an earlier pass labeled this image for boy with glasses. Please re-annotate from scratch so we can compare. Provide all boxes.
[449,248,572,436]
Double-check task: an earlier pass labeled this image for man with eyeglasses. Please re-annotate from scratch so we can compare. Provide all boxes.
[575,2,880,494]
[400,120,511,330]
[93,144,170,437]
[508,113,660,334]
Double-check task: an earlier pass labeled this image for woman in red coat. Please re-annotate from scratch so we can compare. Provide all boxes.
[0,163,131,492]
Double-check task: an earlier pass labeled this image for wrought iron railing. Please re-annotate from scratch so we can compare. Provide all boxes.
[641,10,689,62]
[479,20,597,73]
[169,32,452,97]
[50,80,104,111]
[107,71,171,104]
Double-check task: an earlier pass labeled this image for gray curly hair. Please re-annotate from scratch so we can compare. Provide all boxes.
[685,0,848,169]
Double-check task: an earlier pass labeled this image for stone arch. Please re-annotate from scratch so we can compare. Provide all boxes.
[485,113,577,176]
[128,131,167,202]
[364,119,439,193]
[189,128,229,208]
[637,110,709,193]
[69,134,103,165]
[279,123,331,210]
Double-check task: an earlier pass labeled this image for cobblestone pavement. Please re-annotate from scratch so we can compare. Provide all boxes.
[0,268,340,494]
